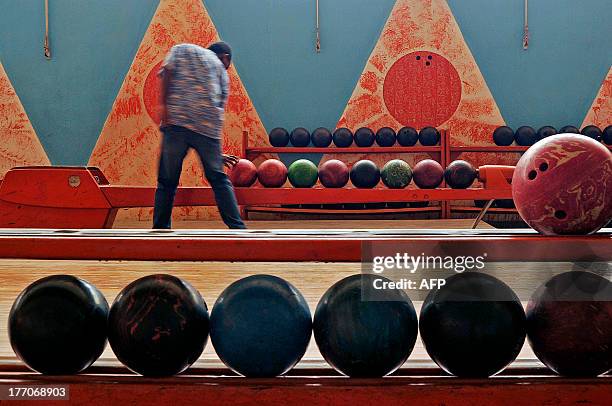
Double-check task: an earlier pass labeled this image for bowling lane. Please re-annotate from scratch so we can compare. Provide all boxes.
[0,258,540,370]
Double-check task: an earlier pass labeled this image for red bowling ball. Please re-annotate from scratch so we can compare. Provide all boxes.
[512,134,612,235]
[413,159,444,189]
[257,159,288,188]
[318,160,350,188]
[229,159,258,187]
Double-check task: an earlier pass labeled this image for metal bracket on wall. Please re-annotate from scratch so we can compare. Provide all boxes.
[523,0,529,50]
[315,0,321,53]
[44,0,51,59]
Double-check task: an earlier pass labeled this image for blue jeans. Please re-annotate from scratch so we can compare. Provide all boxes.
[153,125,246,229]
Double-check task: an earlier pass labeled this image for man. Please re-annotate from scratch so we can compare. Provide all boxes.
[153,41,246,229]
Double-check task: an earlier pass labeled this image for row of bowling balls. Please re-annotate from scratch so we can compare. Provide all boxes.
[269,126,441,148]
[231,158,478,189]
[8,271,611,378]
[493,124,612,146]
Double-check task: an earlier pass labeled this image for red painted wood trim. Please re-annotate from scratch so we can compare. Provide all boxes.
[100,187,513,208]
[0,372,609,406]
[450,146,529,153]
[246,146,443,154]
[244,206,442,214]
[0,231,609,262]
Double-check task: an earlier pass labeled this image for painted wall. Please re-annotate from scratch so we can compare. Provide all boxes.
[0,0,610,168]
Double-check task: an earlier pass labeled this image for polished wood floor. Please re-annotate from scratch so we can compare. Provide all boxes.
[0,219,542,370]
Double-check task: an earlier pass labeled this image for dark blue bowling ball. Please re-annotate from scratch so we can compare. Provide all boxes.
[313,274,418,377]
[397,126,419,146]
[420,272,526,377]
[9,275,109,375]
[210,275,312,377]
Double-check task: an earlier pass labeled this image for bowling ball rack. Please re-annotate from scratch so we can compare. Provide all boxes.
[0,165,514,229]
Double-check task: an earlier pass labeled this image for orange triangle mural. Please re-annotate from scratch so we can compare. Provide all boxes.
[89,0,267,221]
[328,0,511,170]
[581,66,611,129]
[0,61,50,178]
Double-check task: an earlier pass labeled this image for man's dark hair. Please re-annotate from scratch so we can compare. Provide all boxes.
[208,41,232,60]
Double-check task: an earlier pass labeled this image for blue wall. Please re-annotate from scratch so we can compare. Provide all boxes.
[0,0,610,165]
[447,0,612,130]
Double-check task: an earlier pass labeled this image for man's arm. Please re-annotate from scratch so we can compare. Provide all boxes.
[219,69,229,109]
[159,46,176,126]
[159,69,171,126]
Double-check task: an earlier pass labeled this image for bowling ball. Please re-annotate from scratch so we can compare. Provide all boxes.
[602,125,612,145]
[581,125,602,140]
[526,271,612,377]
[210,275,312,377]
[420,272,526,377]
[311,127,333,147]
[288,159,318,188]
[269,127,289,147]
[419,127,440,146]
[290,127,311,147]
[381,159,412,189]
[229,159,257,187]
[318,159,350,188]
[350,160,380,188]
[413,159,444,189]
[313,274,418,377]
[536,125,557,141]
[108,275,209,376]
[512,134,612,235]
[444,160,477,189]
[559,125,580,134]
[515,126,537,146]
[333,127,353,147]
[354,127,375,147]
[397,126,419,146]
[9,275,108,375]
[493,126,514,146]
[257,159,288,188]
[376,127,397,147]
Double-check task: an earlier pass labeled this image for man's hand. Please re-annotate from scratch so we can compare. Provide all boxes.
[159,105,168,128]
[222,154,240,168]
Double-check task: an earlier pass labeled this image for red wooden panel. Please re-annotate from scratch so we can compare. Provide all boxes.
[0,371,609,406]
[101,187,514,208]
[0,230,609,262]
[246,146,443,154]
[0,167,110,209]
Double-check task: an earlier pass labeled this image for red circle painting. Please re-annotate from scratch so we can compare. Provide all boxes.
[383,51,461,128]
[143,60,163,124]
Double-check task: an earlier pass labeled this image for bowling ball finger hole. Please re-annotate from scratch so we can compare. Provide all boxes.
[425,62,431,66]
[528,170,537,180]
[416,56,421,60]
[539,162,548,172]
[554,210,567,220]
[427,55,432,60]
